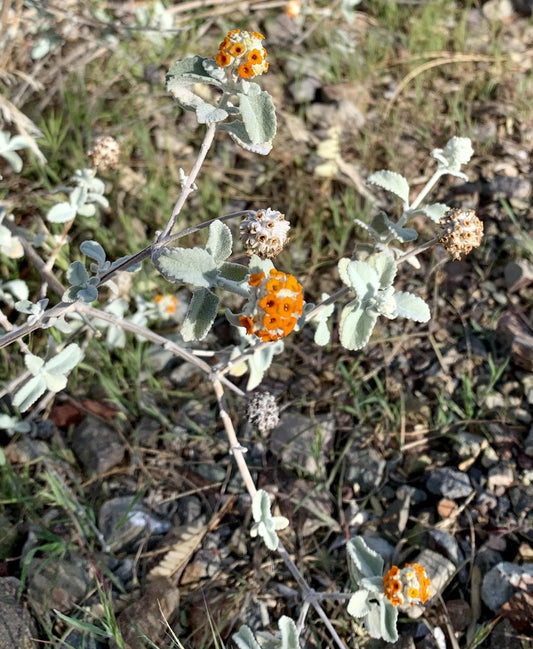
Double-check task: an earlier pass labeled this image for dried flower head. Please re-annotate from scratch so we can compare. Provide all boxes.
[216,29,269,80]
[439,208,483,260]
[239,268,304,342]
[240,209,290,259]
[247,391,280,433]
[154,293,179,317]
[87,136,121,171]
[383,563,431,608]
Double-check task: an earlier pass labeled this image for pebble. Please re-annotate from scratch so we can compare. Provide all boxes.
[71,416,125,476]
[426,467,474,499]
[453,432,485,459]
[525,426,533,457]
[481,561,533,611]
[488,463,514,489]
[428,529,464,567]
[270,413,335,479]
[98,496,171,552]
[27,556,89,618]
[0,577,38,649]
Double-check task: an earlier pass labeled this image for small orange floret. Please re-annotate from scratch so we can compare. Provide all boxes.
[259,295,279,314]
[216,51,232,67]
[238,63,255,79]
[229,42,245,57]
[154,294,163,304]
[247,49,263,64]
[251,31,265,40]
[239,315,255,334]
[228,29,240,36]
[249,272,265,287]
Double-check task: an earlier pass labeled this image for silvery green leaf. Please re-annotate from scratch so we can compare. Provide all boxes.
[63,286,81,302]
[367,170,410,206]
[70,185,88,208]
[195,103,228,124]
[67,261,89,286]
[80,240,106,265]
[338,259,379,298]
[248,254,274,277]
[76,203,97,217]
[25,353,44,375]
[233,626,262,649]
[6,135,30,151]
[246,340,283,391]
[13,375,46,412]
[106,325,126,349]
[0,149,23,172]
[218,121,272,155]
[166,55,224,89]
[314,320,331,346]
[369,253,397,289]
[218,262,249,283]
[153,247,218,288]
[420,202,449,223]
[42,373,68,392]
[4,280,29,301]
[77,285,99,302]
[111,255,142,273]
[0,414,31,434]
[347,590,370,617]
[388,223,418,243]
[47,201,77,223]
[44,343,82,375]
[347,537,384,581]
[238,91,277,146]
[181,288,219,342]
[441,136,474,169]
[31,35,57,59]
[252,489,270,523]
[393,291,430,322]
[360,575,387,593]
[15,299,42,315]
[206,220,232,265]
[279,616,301,649]
[339,301,377,351]
[381,599,399,642]
[272,515,289,531]
[168,84,208,111]
[84,175,105,194]
[201,58,227,82]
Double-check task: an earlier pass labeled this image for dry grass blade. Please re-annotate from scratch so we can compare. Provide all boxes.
[148,521,209,580]
[0,94,46,163]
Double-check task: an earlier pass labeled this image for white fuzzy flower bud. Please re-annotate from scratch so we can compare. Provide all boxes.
[247,392,280,434]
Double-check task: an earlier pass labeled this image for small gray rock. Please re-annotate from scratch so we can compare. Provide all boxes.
[345,447,386,494]
[98,496,171,552]
[488,463,514,490]
[0,577,38,649]
[453,432,485,459]
[426,467,473,499]
[71,416,125,476]
[428,529,464,567]
[481,561,533,611]
[27,557,89,618]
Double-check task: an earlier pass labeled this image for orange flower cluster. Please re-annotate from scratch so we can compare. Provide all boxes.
[383,563,431,608]
[155,294,179,315]
[239,269,303,342]
[215,29,269,79]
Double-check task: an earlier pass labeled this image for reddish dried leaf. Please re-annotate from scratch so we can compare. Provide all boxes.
[50,403,83,428]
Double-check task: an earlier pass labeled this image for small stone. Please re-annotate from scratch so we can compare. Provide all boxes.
[98,496,171,552]
[481,561,533,611]
[362,536,395,564]
[445,599,472,632]
[488,463,514,489]
[481,445,499,467]
[27,557,89,618]
[428,529,464,567]
[426,467,473,499]
[438,498,458,519]
[0,577,38,649]
[71,416,125,476]
[404,549,455,619]
[453,432,485,459]
[525,427,533,457]
[270,413,335,479]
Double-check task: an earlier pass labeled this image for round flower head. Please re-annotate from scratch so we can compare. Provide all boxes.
[154,293,179,318]
[240,209,290,259]
[216,29,269,80]
[239,268,303,342]
[247,391,280,433]
[87,135,121,171]
[439,208,483,260]
[383,563,431,608]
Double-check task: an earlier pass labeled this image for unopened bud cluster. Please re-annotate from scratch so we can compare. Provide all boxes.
[240,209,290,259]
[247,391,280,433]
[87,136,121,171]
[215,29,269,80]
[383,563,431,608]
[439,208,483,260]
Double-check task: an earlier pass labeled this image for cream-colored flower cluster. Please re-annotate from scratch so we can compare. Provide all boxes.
[439,208,483,260]
[87,136,121,171]
[240,209,290,259]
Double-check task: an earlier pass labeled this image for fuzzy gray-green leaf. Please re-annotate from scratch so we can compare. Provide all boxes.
[153,247,218,288]
[47,201,77,223]
[181,288,219,342]
[394,291,430,322]
[166,56,224,88]
[218,121,272,155]
[233,626,262,649]
[367,170,410,206]
[44,343,83,375]
[13,375,46,412]
[238,90,277,146]
[339,301,377,351]
[67,261,89,286]
[420,202,449,223]
[195,103,228,124]
[369,253,397,289]
[279,616,301,649]
[218,262,249,283]
[206,220,232,265]
[347,537,384,582]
